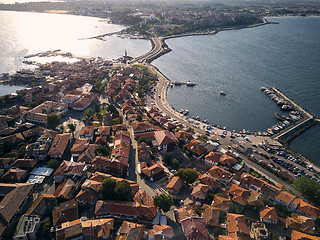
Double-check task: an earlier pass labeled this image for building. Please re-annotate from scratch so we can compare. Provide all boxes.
[52,199,79,227]
[191,183,209,202]
[13,215,40,240]
[166,176,184,195]
[260,207,278,224]
[149,225,174,240]
[154,130,178,152]
[287,214,315,235]
[140,162,166,181]
[180,217,209,240]
[204,152,222,166]
[48,133,71,159]
[116,221,145,240]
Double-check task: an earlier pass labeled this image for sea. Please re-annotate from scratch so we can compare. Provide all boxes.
[0,11,319,165]
[152,17,320,165]
[0,10,151,94]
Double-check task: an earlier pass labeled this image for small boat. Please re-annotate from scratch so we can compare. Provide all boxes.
[186,81,196,86]
[219,91,226,95]
[261,87,266,91]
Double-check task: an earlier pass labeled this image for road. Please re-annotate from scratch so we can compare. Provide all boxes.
[144,63,307,199]
[130,37,163,64]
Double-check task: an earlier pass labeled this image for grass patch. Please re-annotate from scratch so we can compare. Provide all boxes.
[134,64,155,75]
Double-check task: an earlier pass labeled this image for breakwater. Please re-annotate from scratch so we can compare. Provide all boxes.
[266,87,318,145]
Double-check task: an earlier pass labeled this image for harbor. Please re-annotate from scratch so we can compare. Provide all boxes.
[261,87,318,145]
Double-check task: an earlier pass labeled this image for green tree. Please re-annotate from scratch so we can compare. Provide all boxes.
[100,178,117,200]
[153,194,174,212]
[114,180,133,201]
[195,205,202,216]
[96,145,111,157]
[67,123,76,138]
[17,143,26,158]
[136,114,143,122]
[46,112,61,129]
[47,159,59,169]
[176,168,198,184]
[293,177,320,205]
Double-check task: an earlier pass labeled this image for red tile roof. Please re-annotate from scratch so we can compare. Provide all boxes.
[191,183,209,200]
[154,130,178,146]
[276,191,295,205]
[181,217,209,240]
[260,207,278,222]
[166,176,184,193]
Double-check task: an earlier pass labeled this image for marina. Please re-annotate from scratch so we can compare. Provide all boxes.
[262,87,318,145]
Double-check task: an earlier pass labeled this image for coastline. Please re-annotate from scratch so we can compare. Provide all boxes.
[135,19,320,174]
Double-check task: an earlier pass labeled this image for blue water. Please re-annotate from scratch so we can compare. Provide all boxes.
[153,17,320,164]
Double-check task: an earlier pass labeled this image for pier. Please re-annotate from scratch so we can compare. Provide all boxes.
[270,88,318,145]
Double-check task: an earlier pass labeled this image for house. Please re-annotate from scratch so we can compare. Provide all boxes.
[52,199,79,227]
[208,166,233,185]
[211,195,232,212]
[227,213,250,240]
[185,139,207,156]
[11,158,37,170]
[275,191,295,209]
[287,215,315,235]
[48,133,71,159]
[13,215,41,240]
[191,183,209,202]
[240,173,281,200]
[33,129,58,160]
[92,156,128,176]
[56,218,114,240]
[133,189,154,207]
[53,160,86,183]
[71,138,90,157]
[228,184,250,206]
[166,176,184,195]
[291,230,320,240]
[131,120,155,134]
[25,194,57,218]
[292,198,320,220]
[79,126,95,142]
[175,130,192,143]
[180,217,209,240]
[1,168,27,182]
[154,130,178,152]
[260,207,278,224]
[204,152,222,166]
[71,97,93,111]
[137,142,151,162]
[149,225,174,240]
[140,162,166,181]
[247,191,264,209]
[116,221,145,240]
[75,179,102,206]
[78,144,96,164]
[61,94,80,104]
[219,154,238,167]
[0,183,34,239]
[201,204,220,227]
[199,173,219,189]
[95,126,111,144]
[175,205,198,223]
[95,200,156,220]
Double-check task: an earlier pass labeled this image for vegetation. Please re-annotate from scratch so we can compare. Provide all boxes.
[153,194,174,212]
[293,177,320,206]
[47,159,59,169]
[176,168,198,184]
[46,112,61,129]
[96,145,111,157]
[195,205,202,216]
[67,123,76,138]
[100,178,133,201]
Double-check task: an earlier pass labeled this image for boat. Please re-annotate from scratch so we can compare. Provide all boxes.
[261,87,266,91]
[219,91,226,95]
[183,109,189,115]
[186,81,196,86]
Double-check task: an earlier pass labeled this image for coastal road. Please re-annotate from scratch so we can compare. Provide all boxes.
[144,63,307,199]
[130,37,163,64]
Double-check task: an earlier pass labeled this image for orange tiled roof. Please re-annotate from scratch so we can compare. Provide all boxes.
[291,230,320,240]
[276,191,295,205]
[191,183,209,200]
[227,213,250,239]
[260,207,278,222]
[228,184,250,206]
[166,176,184,193]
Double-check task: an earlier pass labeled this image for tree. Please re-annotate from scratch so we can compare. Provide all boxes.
[47,159,59,169]
[100,178,117,200]
[114,180,133,201]
[46,112,61,129]
[176,168,198,184]
[67,123,76,138]
[293,177,320,205]
[100,179,133,201]
[153,194,174,212]
[136,114,143,122]
[96,145,111,157]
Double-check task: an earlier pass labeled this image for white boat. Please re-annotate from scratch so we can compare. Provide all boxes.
[219,91,226,95]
